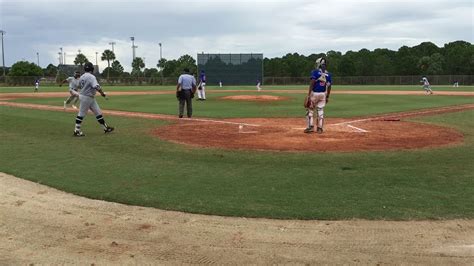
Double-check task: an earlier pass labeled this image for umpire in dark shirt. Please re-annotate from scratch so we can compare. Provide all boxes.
[176,68,197,118]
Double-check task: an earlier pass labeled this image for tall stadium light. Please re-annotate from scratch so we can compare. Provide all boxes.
[158,43,162,63]
[95,52,98,66]
[59,47,63,65]
[0,30,5,78]
[58,52,62,64]
[109,41,116,53]
[159,42,163,85]
[36,52,40,66]
[130,37,136,60]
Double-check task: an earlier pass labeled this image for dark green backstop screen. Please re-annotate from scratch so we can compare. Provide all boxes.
[197,53,263,85]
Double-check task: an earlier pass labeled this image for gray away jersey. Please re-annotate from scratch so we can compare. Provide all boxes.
[79,73,100,96]
[67,77,80,91]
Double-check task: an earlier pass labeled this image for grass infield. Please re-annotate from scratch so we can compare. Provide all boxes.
[0,88,473,220]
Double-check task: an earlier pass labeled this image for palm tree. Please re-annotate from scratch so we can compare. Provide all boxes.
[132,57,145,77]
[101,49,116,79]
[74,53,89,67]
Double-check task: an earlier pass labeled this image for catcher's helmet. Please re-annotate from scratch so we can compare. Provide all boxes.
[315,57,327,69]
[84,62,94,72]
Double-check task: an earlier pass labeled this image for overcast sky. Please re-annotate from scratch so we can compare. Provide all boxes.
[1,0,473,71]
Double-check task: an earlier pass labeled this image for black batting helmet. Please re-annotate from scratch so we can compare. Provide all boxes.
[84,62,94,72]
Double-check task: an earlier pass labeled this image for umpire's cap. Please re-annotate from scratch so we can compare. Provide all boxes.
[84,62,94,72]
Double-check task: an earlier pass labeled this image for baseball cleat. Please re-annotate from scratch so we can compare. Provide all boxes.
[104,126,114,133]
[304,126,314,133]
[73,130,85,137]
[316,127,323,134]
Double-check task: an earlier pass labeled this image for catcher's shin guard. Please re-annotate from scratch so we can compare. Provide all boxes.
[317,107,324,129]
[306,110,314,128]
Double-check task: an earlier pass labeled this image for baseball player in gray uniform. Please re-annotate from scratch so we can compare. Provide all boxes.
[73,62,114,137]
[60,71,81,109]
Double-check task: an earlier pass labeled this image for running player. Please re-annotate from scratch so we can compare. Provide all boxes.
[197,70,206,100]
[420,76,433,95]
[304,57,332,134]
[73,62,114,137]
[60,71,81,109]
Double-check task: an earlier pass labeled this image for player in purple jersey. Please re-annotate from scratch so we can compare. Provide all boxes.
[34,79,40,92]
[197,70,206,100]
[304,57,332,134]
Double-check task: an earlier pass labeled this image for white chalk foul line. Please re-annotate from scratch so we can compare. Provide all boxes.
[346,124,369,133]
[184,118,261,127]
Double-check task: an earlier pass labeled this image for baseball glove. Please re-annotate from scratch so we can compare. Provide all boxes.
[304,96,314,109]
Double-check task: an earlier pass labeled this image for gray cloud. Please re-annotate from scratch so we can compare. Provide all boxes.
[0,0,472,71]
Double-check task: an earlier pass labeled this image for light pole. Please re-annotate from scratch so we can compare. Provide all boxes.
[130,37,137,60]
[36,52,40,66]
[95,52,98,66]
[0,30,5,78]
[59,47,63,64]
[158,42,163,85]
[109,42,116,53]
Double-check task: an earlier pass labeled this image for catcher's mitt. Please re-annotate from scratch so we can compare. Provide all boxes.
[304,96,314,109]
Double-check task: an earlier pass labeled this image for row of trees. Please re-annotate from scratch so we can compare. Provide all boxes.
[264,41,473,77]
[4,41,472,80]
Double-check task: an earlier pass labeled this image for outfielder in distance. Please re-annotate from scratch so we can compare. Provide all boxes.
[304,57,332,134]
[73,62,114,137]
[60,71,81,109]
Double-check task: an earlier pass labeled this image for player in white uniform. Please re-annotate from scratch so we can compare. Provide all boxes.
[34,79,40,92]
[197,70,207,100]
[60,71,81,109]
[256,79,262,91]
[420,76,433,95]
[73,62,114,137]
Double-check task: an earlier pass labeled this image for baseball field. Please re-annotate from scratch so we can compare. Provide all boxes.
[1,85,473,263]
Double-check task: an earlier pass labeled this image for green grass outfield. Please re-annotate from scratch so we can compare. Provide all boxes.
[1,89,473,220]
[1,84,474,93]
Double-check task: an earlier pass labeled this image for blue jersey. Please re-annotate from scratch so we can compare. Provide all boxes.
[200,73,206,83]
[310,70,331,93]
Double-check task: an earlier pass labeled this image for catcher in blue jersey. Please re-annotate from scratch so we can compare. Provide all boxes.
[304,57,332,134]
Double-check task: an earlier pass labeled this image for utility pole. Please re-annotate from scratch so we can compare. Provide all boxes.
[109,42,116,53]
[130,37,137,60]
[0,30,5,78]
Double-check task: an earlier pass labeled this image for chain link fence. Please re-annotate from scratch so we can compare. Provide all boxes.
[263,75,474,86]
[1,75,473,86]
